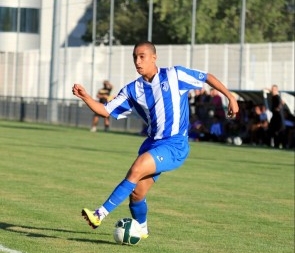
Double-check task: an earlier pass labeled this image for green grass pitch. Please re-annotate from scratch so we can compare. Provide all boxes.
[0,120,294,253]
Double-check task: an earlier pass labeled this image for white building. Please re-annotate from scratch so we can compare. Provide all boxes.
[0,0,92,52]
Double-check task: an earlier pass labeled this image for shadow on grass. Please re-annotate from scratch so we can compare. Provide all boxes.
[0,222,116,245]
[68,237,117,244]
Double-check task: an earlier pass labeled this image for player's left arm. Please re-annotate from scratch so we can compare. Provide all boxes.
[72,84,110,117]
[206,73,239,118]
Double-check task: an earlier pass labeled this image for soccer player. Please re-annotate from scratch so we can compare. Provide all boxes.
[72,41,239,238]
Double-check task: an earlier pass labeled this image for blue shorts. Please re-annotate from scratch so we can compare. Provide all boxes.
[138,135,190,181]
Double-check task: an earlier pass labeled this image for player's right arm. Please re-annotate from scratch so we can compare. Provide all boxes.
[72,83,110,117]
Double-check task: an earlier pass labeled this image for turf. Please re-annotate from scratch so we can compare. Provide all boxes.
[0,120,294,253]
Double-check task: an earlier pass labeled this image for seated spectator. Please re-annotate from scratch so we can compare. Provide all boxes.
[188,115,209,142]
[193,88,210,123]
[248,105,269,145]
[260,104,272,123]
[209,115,224,142]
[209,88,226,121]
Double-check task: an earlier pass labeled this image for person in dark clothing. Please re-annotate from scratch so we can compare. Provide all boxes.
[90,80,113,132]
[193,88,210,123]
[268,84,285,148]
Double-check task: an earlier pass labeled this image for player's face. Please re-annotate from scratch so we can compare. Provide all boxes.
[133,45,157,80]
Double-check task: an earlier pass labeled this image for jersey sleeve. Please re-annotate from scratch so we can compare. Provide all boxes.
[104,86,133,119]
[175,65,207,90]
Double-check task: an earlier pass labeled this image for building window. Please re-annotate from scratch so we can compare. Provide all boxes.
[0,7,39,34]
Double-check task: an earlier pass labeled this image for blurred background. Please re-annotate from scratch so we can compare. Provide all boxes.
[0,0,294,145]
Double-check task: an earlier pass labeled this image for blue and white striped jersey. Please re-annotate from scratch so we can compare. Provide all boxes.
[105,66,207,139]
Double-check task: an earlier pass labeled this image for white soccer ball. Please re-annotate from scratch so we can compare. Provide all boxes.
[233,136,242,146]
[113,218,142,245]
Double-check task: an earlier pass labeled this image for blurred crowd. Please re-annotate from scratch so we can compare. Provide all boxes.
[188,85,295,150]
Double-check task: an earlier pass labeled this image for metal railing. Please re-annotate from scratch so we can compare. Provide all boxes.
[0,96,143,133]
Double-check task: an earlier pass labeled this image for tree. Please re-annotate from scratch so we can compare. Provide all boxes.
[113,0,148,44]
[153,0,294,43]
[153,0,194,44]
[81,0,294,45]
[244,0,294,42]
[82,0,148,45]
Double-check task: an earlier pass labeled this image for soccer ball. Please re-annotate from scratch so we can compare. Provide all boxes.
[233,136,242,146]
[113,218,142,245]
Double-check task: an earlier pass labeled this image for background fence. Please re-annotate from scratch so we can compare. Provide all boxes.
[0,96,144,132]
[0,42,294,131]
[0,42,294,101]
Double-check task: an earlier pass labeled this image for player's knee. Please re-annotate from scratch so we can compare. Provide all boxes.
[126,166,144,182]
[130,190,145,202]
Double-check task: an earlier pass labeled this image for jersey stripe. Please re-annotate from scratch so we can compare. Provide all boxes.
[105,66,207,139]
[167,67,181,136]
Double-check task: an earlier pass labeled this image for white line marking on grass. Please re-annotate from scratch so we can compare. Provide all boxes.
[0,244,23,253]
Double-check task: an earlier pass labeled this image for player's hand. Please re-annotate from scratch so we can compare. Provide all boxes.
[72,84,88,99]
[227,98,239,119]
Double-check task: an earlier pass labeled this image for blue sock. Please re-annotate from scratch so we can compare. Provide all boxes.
[129,198,147,224]
[103,179,136,213]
